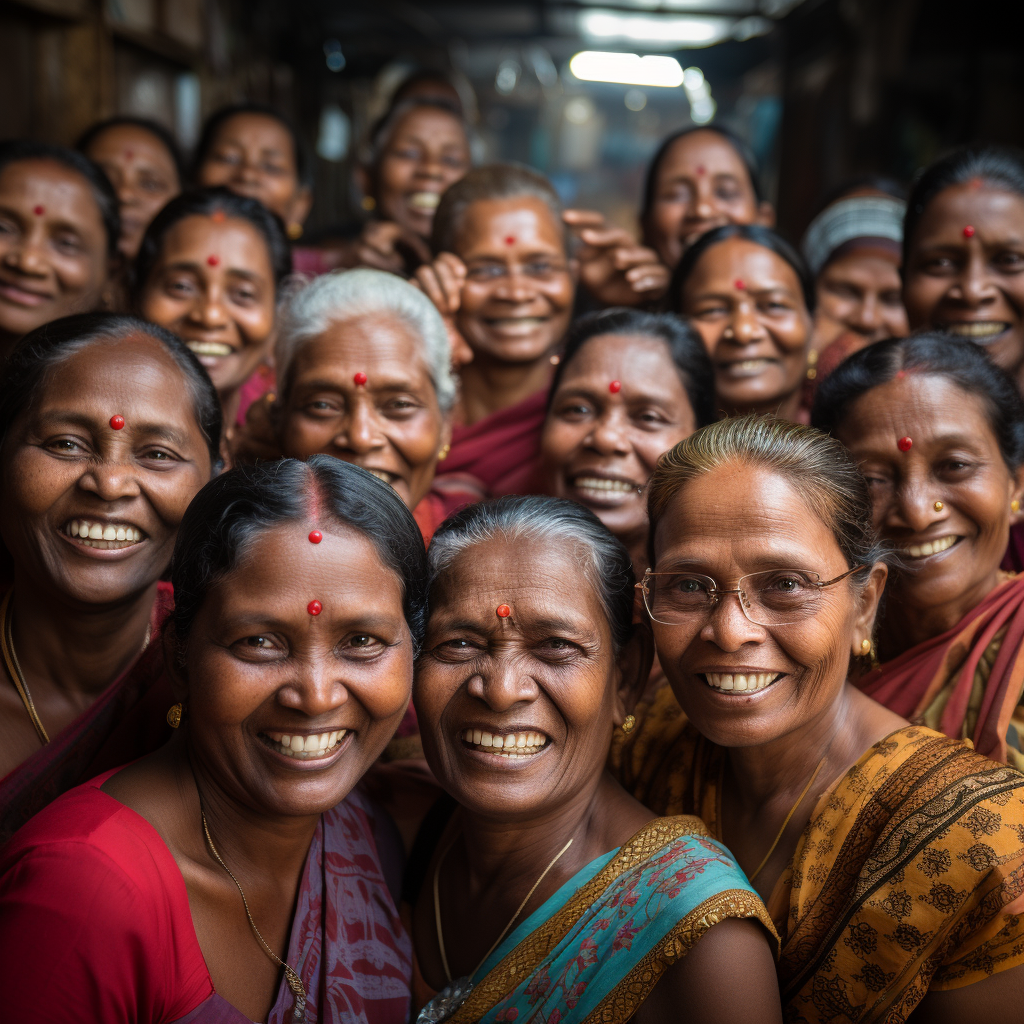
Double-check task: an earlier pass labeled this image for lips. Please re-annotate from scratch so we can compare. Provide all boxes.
[63,518,146,550]
[460,727,550,759]
[702,671,781,693]
[0,279,53,307]
[568,473,640,506]
[262,729,348,759]
[898,534,961,560]
[186,340,235,358]
[408,191,441,212]
[483,316,550,337]
[716,357,776,378]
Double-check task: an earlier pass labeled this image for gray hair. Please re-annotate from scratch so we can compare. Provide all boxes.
[427,495,636,654]
[274,268,456,410]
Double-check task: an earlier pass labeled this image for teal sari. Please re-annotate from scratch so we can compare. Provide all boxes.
[420,816,776,1024]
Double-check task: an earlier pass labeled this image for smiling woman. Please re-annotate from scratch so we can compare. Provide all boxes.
[0,456,423,1022]
[813,332,1024,765]
[0,312,221,840]
[408,495,781,1024]
[618,415,1024,1022]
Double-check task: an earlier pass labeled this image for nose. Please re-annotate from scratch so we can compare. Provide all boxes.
[465,653,540,713]
[493,266,535,303]
[188,288,230,330]
[4,228,48,277]
[724,303,767,347]
[956,254,997,308]
[332,399,385,455]
[277,658,350,718]
[586,407,630,456]
[78,450,143,503]
[414,153,445,181]
[698,590,768,650]
[692,180,715,221]
[888,471,943,534]
[850,293,881,335]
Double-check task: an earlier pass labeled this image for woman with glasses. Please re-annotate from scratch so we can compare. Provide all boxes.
[409,495,781,1024]
[415,164,577,497]
[625,414,1024,1022]
[813,333,1024,766]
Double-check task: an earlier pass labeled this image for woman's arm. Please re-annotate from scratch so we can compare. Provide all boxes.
[634,917,783,1024]
[909,962,1024,1023]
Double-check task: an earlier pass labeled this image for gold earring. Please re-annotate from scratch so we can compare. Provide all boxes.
[1013,500,1020,514]
[286,222,303,241]
[622,714,636,734]
[806,348,819,381]
[361,195,376,211]
[860,638,872,656]
[933,500,944,512]
[437,443,451,461]
[166,703,183,728]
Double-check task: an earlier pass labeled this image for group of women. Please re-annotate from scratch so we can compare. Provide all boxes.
[2,77,1024,1023]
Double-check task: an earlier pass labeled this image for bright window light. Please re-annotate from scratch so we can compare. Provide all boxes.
[580,10,730,47]
[569,51,684,88]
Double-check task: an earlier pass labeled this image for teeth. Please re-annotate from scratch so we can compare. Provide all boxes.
[409,191,441,211]
[489,317,546,327]
[902,534,958,559]
[365,469,395,485]
[264,730,346,760]
[704,672,779,693]
[65,520,143,548]
[946,322,1008,340]
[573,477,635,493]
[186,341,234,356]
[460,728,548,758]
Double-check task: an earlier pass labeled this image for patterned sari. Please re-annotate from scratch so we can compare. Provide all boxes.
[420,817,777,1024]
[613,723,1024,1022]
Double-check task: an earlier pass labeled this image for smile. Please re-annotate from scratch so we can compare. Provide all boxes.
[262,729,348,759]
[186,341,235,357]
[899,534,960,559]
[944,322,1009,342]
[408,191,440,211]
[460,728,549,758]
[717,358,775,377]
[64,519,144,549]
[702,672,781,693]
[364,468,398,486]
[571,476,637,495]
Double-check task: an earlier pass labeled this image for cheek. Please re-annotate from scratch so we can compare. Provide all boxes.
[235,304,275,345]
[357,654,414,723]
[458,283,490,315]
[693,320,721,352]
[544,275,575,313]
[541,421,585,467]
[634,432,677,473]
[392,416,443,466]
[1,450,72,521]
[147,467,210,528]
[55,253,105,292]
[901,273,942,323]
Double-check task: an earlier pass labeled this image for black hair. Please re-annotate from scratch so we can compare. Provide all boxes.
[904,146,1024,268]
[668,223,816,315]
[548,308,716,429]
[76,116,186,185]
[0,312,222,468]
[0,140,120,259]
[133,187,292,301]
[193,102,313,189]
[812,331,1024,471]
[427,494,636,655]
[170,456,428,652]
[640,125,764,226]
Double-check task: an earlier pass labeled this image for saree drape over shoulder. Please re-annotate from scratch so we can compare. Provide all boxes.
[858,574,1024,767]
[0,581,176,845]
[612,723,1024,1022]
[421,816,776,1024]
[0,774,412,1023]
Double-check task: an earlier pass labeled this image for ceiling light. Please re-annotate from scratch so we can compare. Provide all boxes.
[579,10,731,47]
[569,51,683,88]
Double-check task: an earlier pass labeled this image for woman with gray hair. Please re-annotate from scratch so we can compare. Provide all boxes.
[407,494,781,1024]
[272,267,480,541]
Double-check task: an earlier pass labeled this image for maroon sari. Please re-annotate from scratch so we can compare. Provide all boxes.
[0,581,176,844]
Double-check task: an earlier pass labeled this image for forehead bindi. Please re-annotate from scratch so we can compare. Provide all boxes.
[692,239,799,297]
[0,160,101,230]
[661,133,749,185]
[458,197,565,258]
[161,216,272,278]
[918,184,1024,243]
[217,114,295,166]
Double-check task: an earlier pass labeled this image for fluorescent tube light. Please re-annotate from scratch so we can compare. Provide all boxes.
[569,51,684,88]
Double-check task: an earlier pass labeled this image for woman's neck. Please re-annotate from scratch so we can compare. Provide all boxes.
[8,576,159,703]
[457,355,551,427]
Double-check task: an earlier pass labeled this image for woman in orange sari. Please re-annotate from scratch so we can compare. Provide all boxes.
[813,332,1024,765]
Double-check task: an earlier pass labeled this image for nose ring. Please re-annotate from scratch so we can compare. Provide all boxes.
[934,500,944,512]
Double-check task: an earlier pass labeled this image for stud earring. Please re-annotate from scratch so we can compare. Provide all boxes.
[287,222,303,240]
[166,703,183,728]
[437,443,451,461]
[806,349,818,381]
[361,195,376,211]
[860,638,872,656]
[1013,500,1020,514]
[622,714,636,734]
[934,500,944,512]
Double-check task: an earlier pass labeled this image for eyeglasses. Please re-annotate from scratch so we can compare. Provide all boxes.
[636,566,866,628]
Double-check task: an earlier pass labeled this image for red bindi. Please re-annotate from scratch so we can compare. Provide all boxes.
[32,205,44,216]
[963,225,976,238]
[308,530,322,544]
[897,436,913,452]
[207,255,219,266]
[210,209,226,223]
[109,415,125,430]
[353,371,367,386]
[504,236,516,246]
[124,149,134,159]
[496,604,511,618]
[609,380,622,393]
[696,165,706,175]
[307,600,322,616]
[734,279,746,290]
[969,177,983,190]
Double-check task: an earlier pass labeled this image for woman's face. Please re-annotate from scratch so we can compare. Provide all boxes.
[415,535,628,820]
[181,521,412,818]
[84,124,180,260]
[139,214,276,398]
[681,237,811,416]
[374,107,470,242]
[455,197,575,366]
[0,159,110,346]
[903,184,1024,382]
[542,333,697,552]
[197,113,311,226]
[645,131,772,270]
[0,334,213,606]
[816,248,908,343]
[279,314,450,510]
[834,373,1023,622]
[650,462,882,749]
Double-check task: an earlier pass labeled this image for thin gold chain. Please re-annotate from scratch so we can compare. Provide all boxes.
[201,811,307,1022]
[433,831,574,984]
[0,590,49,745]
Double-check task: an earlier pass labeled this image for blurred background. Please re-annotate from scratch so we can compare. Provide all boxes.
[2,0,1021,240]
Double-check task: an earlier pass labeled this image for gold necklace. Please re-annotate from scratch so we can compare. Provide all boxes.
[433,831,574,984]
[201,811,307,1023]
[0,590,49,745]
[747,754,827,883]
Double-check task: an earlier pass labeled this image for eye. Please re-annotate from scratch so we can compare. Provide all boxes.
[53,233,84,255]
[994,251,1024,271]
[245,635,276,648]
[430,637,483,661]
[693,301,729,319]
[534,636,584,662]
[304,398,341,416]
[44,436,87,455]
[635,407,667,426]
[228,284,259,305]
[556,400,593,420]
[383,396,420,414]
[139,447,180,463]
[233,633,285,659]
[467,264,505,281]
